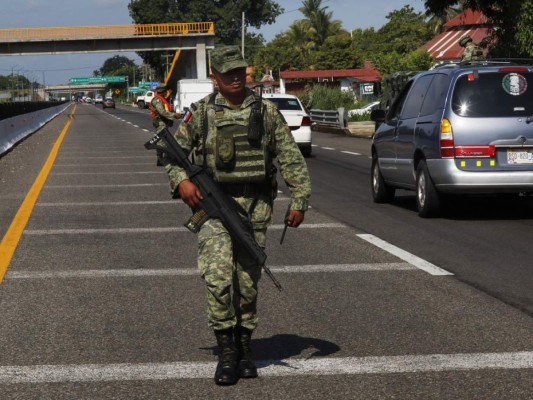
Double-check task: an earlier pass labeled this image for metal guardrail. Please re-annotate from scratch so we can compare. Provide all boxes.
[309,107,347,128]
[0,22,215,41]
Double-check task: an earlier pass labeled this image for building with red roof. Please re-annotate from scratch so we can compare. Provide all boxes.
[420,9,492,61]
[277,61,382,97]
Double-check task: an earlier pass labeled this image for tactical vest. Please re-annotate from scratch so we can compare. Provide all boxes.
[462,44,484,61]
[150,94,172,118]
[194,96,270,183]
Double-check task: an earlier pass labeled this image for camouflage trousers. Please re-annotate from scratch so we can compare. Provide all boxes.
[197,217,267,331]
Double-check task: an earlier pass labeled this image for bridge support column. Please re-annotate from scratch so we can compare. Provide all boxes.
[196,42,208,79]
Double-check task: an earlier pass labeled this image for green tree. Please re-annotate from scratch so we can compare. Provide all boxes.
[314,33,362,70]
[0,75,11,91]
[251,33,301,81]
[128,0,283,76]
[377,6,433,54]
[350,28,378,60]
[298,0,343,47]
[94,56,140,96]
[425,2,464,34]
[286,20,315,66]
[516,1,533,55]
[128,0,282,45]
[99,55,136,76]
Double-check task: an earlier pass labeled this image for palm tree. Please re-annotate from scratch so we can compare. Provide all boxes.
[286,20,315,65]
[312,8,343,46]
[298,0,323,19]
[425,2,465,34]
[297,0,343,47]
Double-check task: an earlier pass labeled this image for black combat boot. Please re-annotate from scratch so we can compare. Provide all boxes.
[214,328,239,385]
[235,326,258,378]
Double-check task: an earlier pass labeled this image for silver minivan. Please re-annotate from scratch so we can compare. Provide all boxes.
[371,61,533,217]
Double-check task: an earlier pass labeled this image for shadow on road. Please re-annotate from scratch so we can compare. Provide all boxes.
[252,334,341,367]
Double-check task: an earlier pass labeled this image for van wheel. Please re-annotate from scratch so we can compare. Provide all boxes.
[416,160,441,217]
[371,156,395,203]
[137,101,145,109]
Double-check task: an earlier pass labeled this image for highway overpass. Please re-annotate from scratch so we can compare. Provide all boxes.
[0,23,216,84]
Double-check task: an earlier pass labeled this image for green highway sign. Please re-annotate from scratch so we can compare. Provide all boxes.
[128,87,145,93]
[69,76,127,84]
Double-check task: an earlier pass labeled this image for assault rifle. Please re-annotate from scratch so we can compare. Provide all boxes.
[144,128,282,291]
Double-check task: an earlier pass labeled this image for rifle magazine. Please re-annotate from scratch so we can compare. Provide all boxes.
[184,208,209,233]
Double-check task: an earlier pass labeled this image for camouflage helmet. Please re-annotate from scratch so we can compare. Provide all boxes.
[459,35,473,47]
[210,46,248,74]
[155,82,168,93]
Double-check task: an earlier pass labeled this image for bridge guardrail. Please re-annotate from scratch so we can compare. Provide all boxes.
[0,23,214,41]
[0,101,71,156]
[309,107,347,129]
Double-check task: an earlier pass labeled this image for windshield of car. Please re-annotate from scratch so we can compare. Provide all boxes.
[452,71,533,117]
[268,97,303,111]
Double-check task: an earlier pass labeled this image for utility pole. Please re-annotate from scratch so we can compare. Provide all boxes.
[163,54,173,82]
[242,12,245,58]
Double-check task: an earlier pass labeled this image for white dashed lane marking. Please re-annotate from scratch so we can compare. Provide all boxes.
[358,234,453,276]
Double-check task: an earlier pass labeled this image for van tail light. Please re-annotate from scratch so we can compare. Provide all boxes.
[454,145,495,158]
[440,118,455,158]
[499,67,529,73]
[440,118,495,158]
[301,116,312,126]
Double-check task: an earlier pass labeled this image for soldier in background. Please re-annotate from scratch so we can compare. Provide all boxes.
[459,35,484,62]
[165,46,311,385]
[150,82,181,165]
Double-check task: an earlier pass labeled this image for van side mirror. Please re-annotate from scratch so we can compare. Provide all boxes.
[370,109,386,122]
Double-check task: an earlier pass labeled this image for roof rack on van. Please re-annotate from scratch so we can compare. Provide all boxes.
[483,58,533,65]
[432,58,533,70]
[431,60,462,69]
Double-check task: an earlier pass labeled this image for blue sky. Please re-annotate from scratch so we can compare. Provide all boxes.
[0,0,426,85]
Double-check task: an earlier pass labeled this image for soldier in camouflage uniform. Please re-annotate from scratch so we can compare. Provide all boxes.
[150,82,180,165]
[459,35,484,62]
[165,46,311,385]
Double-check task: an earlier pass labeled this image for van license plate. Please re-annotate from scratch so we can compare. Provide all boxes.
[507,149,533,164]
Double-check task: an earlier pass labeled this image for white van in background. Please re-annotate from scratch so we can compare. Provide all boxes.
[173,79,214,115]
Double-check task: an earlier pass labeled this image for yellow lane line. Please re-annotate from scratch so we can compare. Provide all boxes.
[0,104,77,283]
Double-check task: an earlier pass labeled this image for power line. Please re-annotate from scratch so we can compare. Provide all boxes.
[0,65,100,73]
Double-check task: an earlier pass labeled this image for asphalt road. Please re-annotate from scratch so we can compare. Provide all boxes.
[0,102,531,399]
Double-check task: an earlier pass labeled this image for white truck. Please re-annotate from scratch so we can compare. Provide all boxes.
[136,90,155,109]
[173,79,214,115]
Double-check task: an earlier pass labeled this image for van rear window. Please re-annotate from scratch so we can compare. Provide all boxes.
[452,72,533,117]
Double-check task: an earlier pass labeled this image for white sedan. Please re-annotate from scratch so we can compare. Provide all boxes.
[263,93,312,157]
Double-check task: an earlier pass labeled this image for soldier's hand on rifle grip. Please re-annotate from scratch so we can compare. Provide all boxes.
[178,179,203,207]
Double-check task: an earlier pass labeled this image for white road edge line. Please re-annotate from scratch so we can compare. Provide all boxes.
[5,263,415,279]
[357,234,453,276]
[0,352,530,383]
